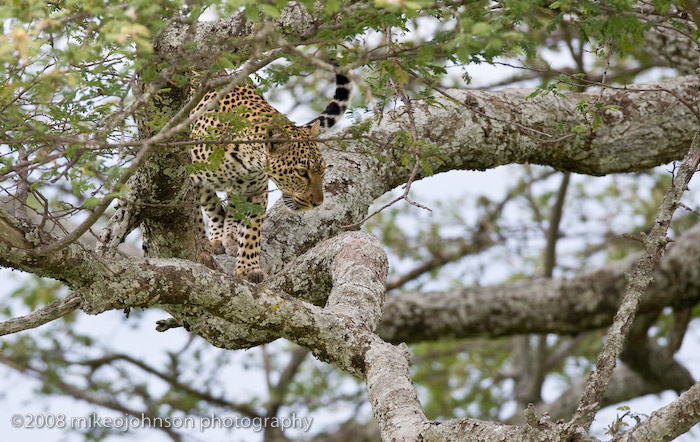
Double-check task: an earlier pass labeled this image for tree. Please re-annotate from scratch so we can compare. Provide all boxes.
[1,0,700,441]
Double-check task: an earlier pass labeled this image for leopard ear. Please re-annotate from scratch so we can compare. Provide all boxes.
[309,119,321,137]
[266,126,289,156]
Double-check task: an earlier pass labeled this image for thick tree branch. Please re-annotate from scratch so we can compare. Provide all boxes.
[260,75,700,279]
[377,218,700,343]
[154,2,321,55]
[0,211,388,374]
[365,340,428,440]
[0,207,33,249]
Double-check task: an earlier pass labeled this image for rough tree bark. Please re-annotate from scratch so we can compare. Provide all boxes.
[2,70,700,440]
[378,220,700,343]
[2,5,700,440]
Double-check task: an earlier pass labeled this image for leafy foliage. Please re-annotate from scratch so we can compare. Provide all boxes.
[1,0,699,440]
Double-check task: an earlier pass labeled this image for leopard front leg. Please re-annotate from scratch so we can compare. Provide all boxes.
[192,179,227,254]
[225,191,268,283]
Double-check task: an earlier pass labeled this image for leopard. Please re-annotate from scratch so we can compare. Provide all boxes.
[189,73,351,283]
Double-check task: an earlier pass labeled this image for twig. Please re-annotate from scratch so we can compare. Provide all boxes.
[78,352,261,418]
[342,28,432,228]
[13,146,30,221]
[543,173,571,277]
[543,333,589,373]
[266,346,309,417]
[0,351,185,441]
[678,201,700,217]
[596,42,612,105]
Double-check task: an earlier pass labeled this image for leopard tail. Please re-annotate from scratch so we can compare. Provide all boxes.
[306,73,352,130]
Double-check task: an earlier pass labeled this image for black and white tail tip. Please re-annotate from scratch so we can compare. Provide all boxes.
[307,73,351,130]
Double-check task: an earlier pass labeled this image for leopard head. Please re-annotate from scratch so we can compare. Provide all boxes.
[265,120,326,212]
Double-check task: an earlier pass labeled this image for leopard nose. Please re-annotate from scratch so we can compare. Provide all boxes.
[311,194,323,207]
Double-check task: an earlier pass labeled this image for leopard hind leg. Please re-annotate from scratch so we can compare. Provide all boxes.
[193,181,227,255]
[226,190,268,283]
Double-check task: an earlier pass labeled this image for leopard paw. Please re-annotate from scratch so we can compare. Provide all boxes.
[241,268,267,284]
[223,236,238,257]
[210,239,225,255]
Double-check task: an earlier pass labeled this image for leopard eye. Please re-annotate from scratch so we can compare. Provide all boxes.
[298,169,309,179]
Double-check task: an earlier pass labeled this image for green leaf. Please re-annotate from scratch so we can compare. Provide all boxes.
[420,159,433,176]
[83,197,101,209]
[259,4,281,17]
[324,0,340,14]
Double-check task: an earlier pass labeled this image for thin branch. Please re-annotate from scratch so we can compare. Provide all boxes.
[0,293,82,336]
[342,29,432,229]
[266,346,309,417]
[571,131,700,431]
[13,146,29,222]
[543,333,589,373]
[513,168,571,409]
[385,237,493,291]
[28,140,155,256]
[667,307,691,356]
[384,168,554,290]
[493,61,700,123]
[78,353,261,418]
[543,173,571,277]
[0,352,185,441]
[614,378,700,442]
[261,345,274,398]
